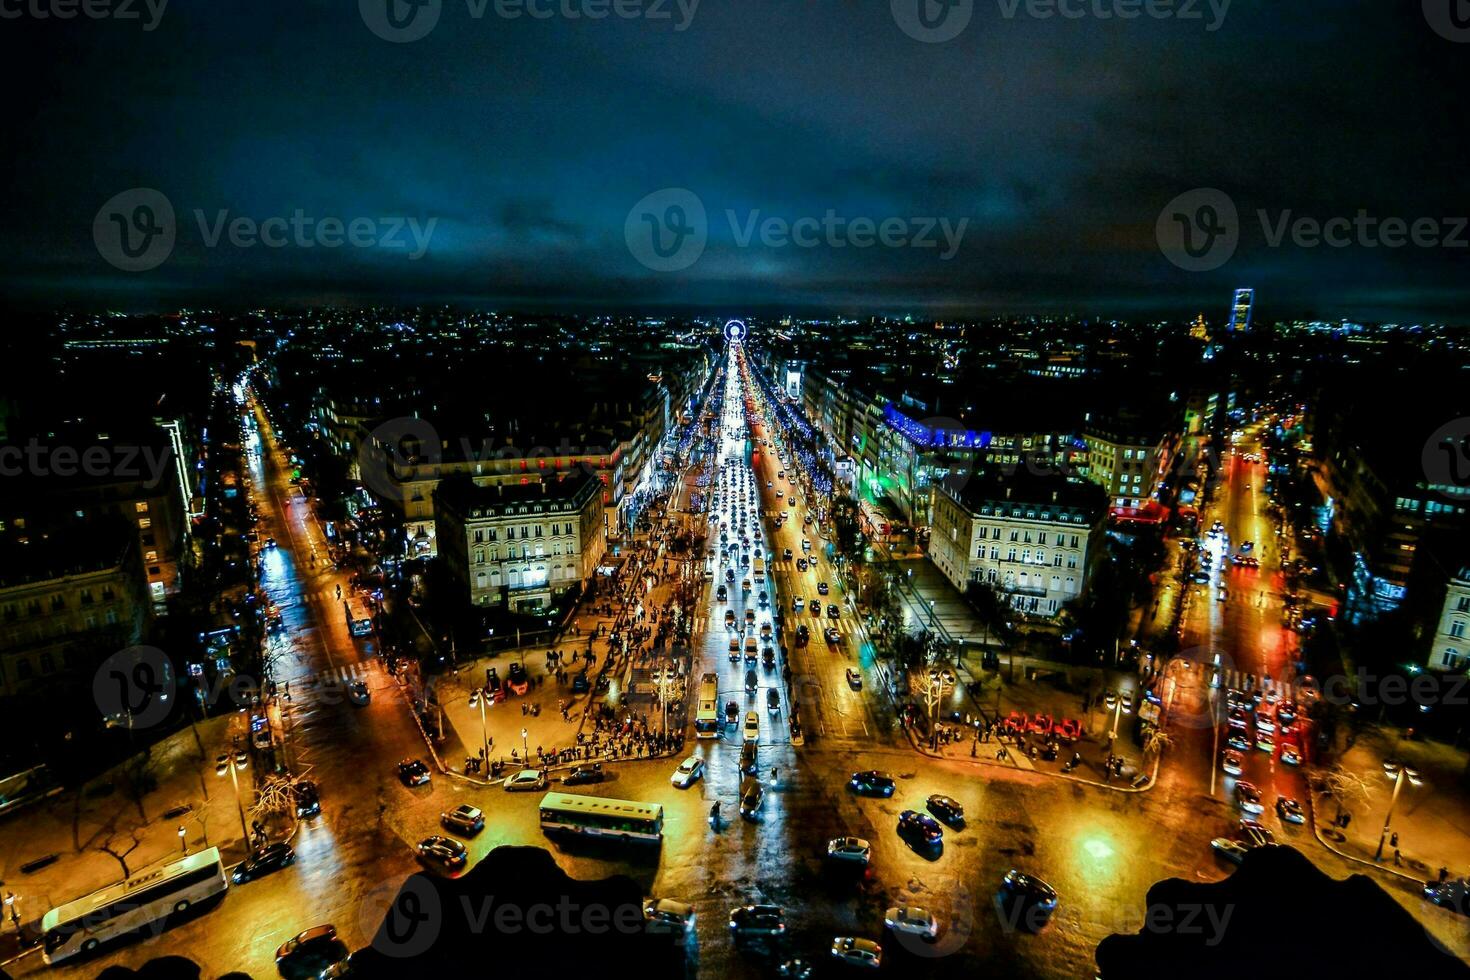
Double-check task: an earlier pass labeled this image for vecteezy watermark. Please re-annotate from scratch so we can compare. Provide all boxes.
[94,189,438,272]
[358,889,658,951]
[625,188,968,272]
[359,0,698,42]
[0,438,174,487]
[892,0,1229,43]
[1158,190,1469,271]
[891,0,973,43]
[1421,417,1470,501]
[361,877,443,956]
[1155,188,1239,272]
[625,188,707,273]
[359,417,444,503]
[0,0,168,30]
[1422,0,1470,42]
[1071,900,1237,947]
[93,646,175,730]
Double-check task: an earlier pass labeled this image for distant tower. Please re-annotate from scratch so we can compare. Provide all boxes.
[1228,288,1254,333]
[1189,314,1209,341]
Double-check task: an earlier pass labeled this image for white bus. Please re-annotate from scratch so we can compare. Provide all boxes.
[538,793,664,843]
[41,847,228,964]
[344,597,373,637]
[694,672,720,738]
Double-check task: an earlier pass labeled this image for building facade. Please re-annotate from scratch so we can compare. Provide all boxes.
[0,528,149,698]
[929,473,1107,617]
[1428,568,1470,671]
[434,471,605,613]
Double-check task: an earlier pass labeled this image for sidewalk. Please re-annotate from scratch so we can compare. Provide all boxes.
[0,715,292,960]
[1309,727,1470,884]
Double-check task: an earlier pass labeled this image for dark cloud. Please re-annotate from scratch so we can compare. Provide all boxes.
[0,0,1466,320]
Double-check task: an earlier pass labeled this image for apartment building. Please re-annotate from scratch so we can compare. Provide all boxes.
[433,471,606,613]
[929,471,1107,617]
[1427,568,1470,671]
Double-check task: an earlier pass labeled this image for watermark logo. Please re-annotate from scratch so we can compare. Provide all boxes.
[0,438,174,487]
[1423,0,1470,42]
[1422,417,1470,499]
[94,188,175,272]
[360,876,442,956]
[1156,188,1238,272]
[0,0,169,30]
[360,417,442,503]
[360,0,442,42]
[93,645,174,730]
[626,188,707,272]
[995,0,1230,31]
[892,0,973,43]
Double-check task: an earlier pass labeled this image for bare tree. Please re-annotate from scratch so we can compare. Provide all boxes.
[1313,764,1376,820]
[92,819,147,880]
[1143,726,1174,758]
[251,773,296,819]
[121,748,159,823]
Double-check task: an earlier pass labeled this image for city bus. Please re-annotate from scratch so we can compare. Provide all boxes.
[41,847,228,964]
[538,793,664,843]
[695,672,720,738]
[344,597,373,637]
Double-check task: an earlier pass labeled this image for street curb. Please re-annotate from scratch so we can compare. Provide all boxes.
[1307,788,1425,885]
[900,723,1162,794]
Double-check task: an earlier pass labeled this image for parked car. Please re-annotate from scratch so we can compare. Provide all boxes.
[505,769,548,792]
[441,804,485,835]
[232,842,295,884]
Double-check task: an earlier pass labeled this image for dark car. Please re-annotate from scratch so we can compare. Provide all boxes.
[745,669,758,693]
[898,810,943,848]
[506,662,530,694]
[925,794,965,826]
[726,700,740,725]
[571,672,590,693]
[562,764,605,786]
[294,780,321,818]
[848,771,896,797]
[729,904,786,938]
[997,870,1059,932]
[1424,879,1470,917]
[396,758,430,786]
[740,740,759,775]
[275,925,350,980]
[232,842,296,883]
[416,834,468,872]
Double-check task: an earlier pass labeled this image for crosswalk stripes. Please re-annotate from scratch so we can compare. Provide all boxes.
[1205,664,1303,701]
[693,613,861,637]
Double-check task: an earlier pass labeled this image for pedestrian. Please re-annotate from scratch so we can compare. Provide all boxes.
[1390,832,1399,849]
[1394,849,1403,866]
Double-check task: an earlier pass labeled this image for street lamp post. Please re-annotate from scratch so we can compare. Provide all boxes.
[1374,766,1418,861]
[178,826,188,856]
[478,694,491,768]
[521,727,530,766]
[219,741,253,850]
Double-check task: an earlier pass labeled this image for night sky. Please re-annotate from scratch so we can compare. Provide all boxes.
[1,0,1466,320]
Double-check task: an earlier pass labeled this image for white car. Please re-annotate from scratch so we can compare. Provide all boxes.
[830,937,882,969]
[1235,780,1265,814]
[743,711,760,742]
[884,906,937,939]
[1221,750,1244,776]
[1280,743,1302,766]
[1210,837,1250,865]
[826,836,872,864]
[671,756,705,788]
[504,769,547,792]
